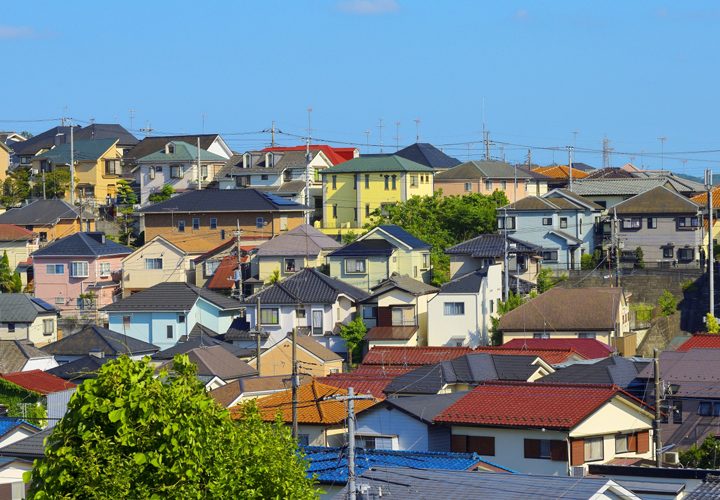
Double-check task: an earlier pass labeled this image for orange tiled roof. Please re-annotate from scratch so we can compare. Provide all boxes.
[533,165,589,180]
[473,346,586,365]
[691,187,720,209]
[232,380,377,424]
[162,232,233,254]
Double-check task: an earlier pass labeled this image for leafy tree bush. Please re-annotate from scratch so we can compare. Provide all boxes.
[681,436,720,468]
[658,290,678,316]
[32,169,71,199]
[342,230,359,244]
[148,184,174,204]
[0,378,46,423]
[706,313,720,334]
[266,269,280,284]
[26,355,317,499]
[1,168,31,208]
[634,247,645,269]
[490,292,524,345]
[339,317,367,367]
[116,180,137,245]
[0,251,21,292]
[580,253,594,270]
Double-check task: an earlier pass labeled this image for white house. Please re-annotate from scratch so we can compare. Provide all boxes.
[427,265,502,347]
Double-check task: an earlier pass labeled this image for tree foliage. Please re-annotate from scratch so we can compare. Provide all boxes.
[658,290,678,316]
[0,251,21,293]
[536,268,566,294]
[116,180,137,246]
[367,191,509,283]
[706,313,720,334]
[490,292,524,345]
[681,436,720,468]
[32,169,71,199]
[1,167,31,208]
[266,269,280,285]
[339,317,367,367]
[0,378,46,423]
[26,355,317,499]
[634,247,645,269]
[148,184,175,204]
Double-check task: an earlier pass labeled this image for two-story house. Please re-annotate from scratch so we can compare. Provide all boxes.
[0,224,37,286]
[327,225,432,292]
[498,189,603,271]
[0,294,59,346]
[101,282,244,351]
[248,335,343,377]
[32,232,132,318]
[0,199,94,244]
[122,134,232,170]
[321,155,434,231]
[612,185,702,268]
[393,142,461,170]
[41,324,159,364]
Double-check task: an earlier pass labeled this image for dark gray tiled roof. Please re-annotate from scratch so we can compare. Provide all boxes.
[46,355,108,381]
[164,345,257,380]
[445,234,539,258]
[382,392,468,423]
[124,134,220,163]
[0,199,82,225]
[73,123,138,146]
[613,185,700,215]
[538,356,647,388]
[435,160,533,180]
[32,232,132,257]
[41,325,158,357]
[153,324,251,360]
[394,143,461,169]
[687,476,720,499]
[439,270,487,294]
[0,341,53,373]
[101,282,244,312]
[246,268,369,305]
[328,239,396,257]
[0,427,52,459]
[374,225,431,250]
[9,126,77,156]
[138,188,305,214]
[636,349,720,397]
[364,274,439,301]
[256,224,341,257]
[0,294,58,322]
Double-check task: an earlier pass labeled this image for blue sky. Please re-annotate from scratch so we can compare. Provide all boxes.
[3,1,720,174]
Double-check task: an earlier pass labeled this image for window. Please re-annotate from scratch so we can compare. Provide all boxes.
[663,246,674,259]
[534,332,550,339]
[365,204,371,217]
[444,302,465,315]
[524,439,567,461]
[43,319,54,335]
[391,175,397,190]
[501,180,507,190]
[363,306,377,320]
[584,437,604,462]
[559,217,568,229]
[542,250,559,262]
[105,159,120,175]
[260,174,269,181]
[579,332,597,339]
[170,165,183,178]
[39,232,47,243]
[46,264,64,275]
[698,401,712,416]
[260,308,279,325]
[345,258,366,274]
[7,323,15,333]
[357,435,394,450]
[296,308,306,319]
[678,248,694,262]
[122,315,131,329]
[145,258,163,270]
[284,258,297,273]
[615,435,629,454]
[485,180,492,190]
[178,220,185,232]
[489,300,494,313]
[256,217,264,229]
[497,216,516,230]
[149,166,158,180]
[200,165,208,179]
[210,218,218,230]
[391,306,415,326]
[235,175,250,187]
[332,205,337,218]
[464,182,472,192]
[622,218,641,230]
[166,143,175,154]
[412,176,419,188]
[100,262,111,277]
[672,400,683,424]
[166,325,174,339]
[332,175,337,189]
[542,217,552,226]
[178,314,185,324]
[678,217,700,228]
[421,253,431,270]
[192,218,200,230]
[648,217,658,229]
[205,260,220,276]
[55,296,65,305]
[67,262,86,278]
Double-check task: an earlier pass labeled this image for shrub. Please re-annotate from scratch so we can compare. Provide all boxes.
[658,290,677,316]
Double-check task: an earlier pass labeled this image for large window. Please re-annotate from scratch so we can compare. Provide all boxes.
[444,302,465,316]
[356,435,395,450]
[391,306,415,326]
[363,306,377,320]
[99,262,111,277]
[497,216,516,230]
[105,159,120,175]
[284,258,298,273]
[647,217,658,229]
[615,434,630,454]
[559,217,568,229]
[421,253,431,270]
[678,217,700,228]
[523,439,567,461]
[205,260,220,276]
[622,218,641,230]
[210,218,218,230]
[542,250,559,262]
[697,401,720,416]
[43,319,54,335]
[70,261,89,278]
[145,258,163,270]
[584,437,604,462]
[46,264,64,275]
[260,308,279,325]
[170,165,183,178]
[345,258,366,274]
[678,248,694,262]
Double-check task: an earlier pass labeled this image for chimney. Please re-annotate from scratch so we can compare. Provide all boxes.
[86,232,106,244]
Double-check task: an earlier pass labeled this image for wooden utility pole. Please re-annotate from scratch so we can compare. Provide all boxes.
[255,295,262,375]
[654,348,663,467]
[235,220,243,300]
[706,169,714,317]
[197,137,202,190]
[291,326,298,439]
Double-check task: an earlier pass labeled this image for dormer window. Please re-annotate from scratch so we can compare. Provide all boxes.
[265,152,274,168]
[165,143,175,154]
[242,152,252,169]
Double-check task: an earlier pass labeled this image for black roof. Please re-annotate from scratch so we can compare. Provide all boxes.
[42,325,158,357]
[32,232,132,257]
[46,355,108,382]
[137,189,306,214]
[328,239,396,257]
[153,324,251,360]
[382,392,468,423]
[0,199,81,226]
[74,123,138,146]
[101,282,243,312]
[0,294,58,323]
[374,225,431,250]
[439,269,488,294]
[9,126,78,156]
[394,143,461,170]
[0,427,52,459]
[445,233,540,258]
[538,356,649,388]
[124,134,220,163]
[245,268,369,305]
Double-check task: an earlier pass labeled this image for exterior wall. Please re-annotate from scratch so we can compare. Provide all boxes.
[0,241,32,284]
[435,179,548,203]
[618,214,702,265]
[256,254,323,282]
[355,405,430,451]
[25,219,90,244]
[248,339,343,377]
[27,313,58,345]
[328,255,393,292]
[0,146,8,181]
[582,195,631,209]
[136,161,226,204]
[47,387,76,429]
[503,330,612,346]
[23,356,58,371]
[122,239,190,296]
[0,428,35,449]
[367,334,419,349]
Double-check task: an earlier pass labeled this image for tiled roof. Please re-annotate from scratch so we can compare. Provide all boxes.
[0,224,34,241]
[73,123,138,146]
[571,178,673,196]
[234,380,378,424]
[160,232,235,254]
[677,334,720,351]
[294,335,343,362]
[0,427,52,459]
[206,254,238,290]
[137,141,225,163]
[691,187,720,209]
[124,134,222,163]
[365,273,439,299]
[472,347,585,365]
[152,325,250,360]
[501,338,614,359]
[366,326,418,341]
[445,233,539,257]
[0,341,53,373]
[46,355,108,381]
[316,373,394,399]
[0,370,75,395]
[538,356,648,388]
[328,238,396,257]
[636,350,720,396]
[262,145,356,166]
[0,417,39,437]
[0,294,58,323]
[9,126,77,156]
[585,167,635,180]
[382,392,469,423]
[371,225,431,250]
[170,345,256,380]
[321,155,434,174]
[138,188,305,214]
[209,374,310,408]
[0,199,82,225]
[101,281,244,312]
[352,365,416,377]
[435,382,645,429]
[439,269,488,294]
[362,346,473,366]
[435,160,532,180]
[245,268,368,305]
[498,287,625,332]
[256,224,341,257]
[533,165,589,180]
[687,475,720,499]
[613,185,699,215]
[32,232,132,257]
[393,143,461,170]
[34,138,117,164]
[41,325,158,357]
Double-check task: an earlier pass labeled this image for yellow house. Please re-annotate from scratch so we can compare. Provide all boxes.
[691,187,720,250]
[0,142,9,181]
[0,224,37,286]
[321,155,434,231]
[247,335,343,377]
[32,138,122,203]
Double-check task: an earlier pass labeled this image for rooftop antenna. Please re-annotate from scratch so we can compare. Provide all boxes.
[414,118,421,142]
[129,109,135,130]
[394,121,400,150]
[378,118,384,153]
[658,136,667,169]
[202,113,206,133]
[139,122,154,137]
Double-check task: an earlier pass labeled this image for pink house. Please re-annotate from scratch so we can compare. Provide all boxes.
[32,232,132,318]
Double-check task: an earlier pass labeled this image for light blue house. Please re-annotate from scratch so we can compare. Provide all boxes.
[498,189,603,271]
[100,282,244,351]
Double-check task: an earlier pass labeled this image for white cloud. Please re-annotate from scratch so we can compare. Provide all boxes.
[336,0,399,15]
[0,25,36,39]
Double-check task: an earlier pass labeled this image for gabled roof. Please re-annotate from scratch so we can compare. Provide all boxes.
[256,334,342,364]
[46,355,108,381]
[0,341,55,373]
[32,232,132,258]
[152,324,250,360]
[100,281,244,312]
[498,287,625,332]
[532,165,589,180]
[612,185,700,215]
[382,392,469,423]
[256,224,342,257]
[445,233,539,258]
[124,134,225,163]
[435,381,651,430]
[0,417,39,438]
[316,373,394,399]
[9,126,78,156]
[361,225,431,250]
[137,141,225,163]
[677,334,720,352]
[365,273,439,300]
[0,370,75,395]
[472,346,587,365]
[321,155,434,174]
[438,269,488,294]
[393,143,461,170]
[41,325,158,357]
[73,123,138,146]
[366,326,419,341]
[0,294,58,323]
[245,268,369,305]
[209,374,308,407]
[572,178,675,196]
[585,167,635,180]
[538,356,649,388]
[0,427,51,459]
[501,338,615,359]
[170,345,256,380]
[435,160,532,180]
[504,189,602,211]
[137,188,306,214]
[34,138,117,164]
[362,346,473,366]
[262,144,357,165]
[691,187,720,209]
[0,199,82,226]
[636,350,720,397]
[206,254,238,291]
[328,238,396,257]
[0,224,35,241]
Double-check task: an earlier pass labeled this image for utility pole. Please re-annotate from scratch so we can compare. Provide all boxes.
[378,119,384,153]
[235,220,243,301]
[129,109,135,130]
[658,137,667,169]
[414,118,421,142]
[197,137,202,190]
[483,130,491,160]
[364,130,370,151]
[255,295,262,375]
[513,164,517,202]
[140,123,154,137]
[305,108,312,224]
[567,145,574,192]
[602,137,612,168]
[394,121,400,150]
[706,169,715,317]
[271,120,276,147]
[70,121,75,205]
[613,207,620,288]
[291,326,299,439]
[654,348,663,467]
[503,208,509,301]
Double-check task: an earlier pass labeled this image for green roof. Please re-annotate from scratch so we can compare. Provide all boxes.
[137,141,225,163]
[321,155,433,174]
[34,139,117,164]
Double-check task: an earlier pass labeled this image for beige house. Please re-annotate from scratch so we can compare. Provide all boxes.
[208,374,312,408]
[0,294,59,347]
[247,335,343,377]
[0,141,9,181]
[0,224,37,287]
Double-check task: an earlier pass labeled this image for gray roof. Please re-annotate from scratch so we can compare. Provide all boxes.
[636,349,720,397]
[435,160,534,181]
[46,355,108,381]
[124,134,222,163]
[439,270,488,294]
[164,345,257,380]
[571,178,675,196]
[137,188,305,214]
[101,282,244,312]
[0,199,83,226]
[445,234,540,258]
[393,143,461,169]
[382,392,469,423]
[294,335,343,362]
[687,476,720,499]
[0,341,53,373]
[0,427,52,459]
[32,232,132,257]
[245,268,369,305]
[0,294,58,323]
[364,274,439,301]
[9,126,77,156]
[371,225,431,250]
[73,123,138,146]
[153,324,252,360]
[41,325,158,357]
[538,356,648,388]
[612,185,700,215]
[256,224,341,257]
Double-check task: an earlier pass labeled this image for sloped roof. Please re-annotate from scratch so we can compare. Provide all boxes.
[691,187,720,209]
[472,346,586,365]
[532,165,589,180]
[0,224,35,241]
[137,141,225,163]
[677,334,720,351]
[32,232,132,257]
[504,190,602,211]
[9,126,77,156]
[256,224,341,257]
[0,427,52,459]
[393,143,461,170]
[328,239,396,257]
[445,233,539,258]
[501,338,615,359]
[46,355,108,381]
[585,167,635,180]
[365,274,439,299]
[368,225,431,250]
[0,417,39,438]
[571,178,674,196]
[538,356,648,388]
[34,138,117,164]
[0,199,82,225]
[160,232,234,254]
[439,269,488,294]
[124,134,223,162]
[206,254,238,291]
[382,392,469,423]
[0,294,57,323]
[209,374,308,407]
[0,341,54,373]
[245,268,368,305]
[101,281,243,312]
[321,155,434,174]
[435,381,649,429]
[153,324,250,360]
[41,325,158,357]
[435,160,532,180]
[174,345,256,380]
[613,185,699,215]
[295,335,343,362]
[0,370,75,395]
[366,326,419,341]
[74,123,138,146]
[262,144,356,165]
[316,373,393,399]
[362,346,472,366]
[138,188,306,214]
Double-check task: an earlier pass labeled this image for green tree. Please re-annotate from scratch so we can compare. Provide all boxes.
[707,313,720,334]
[342,230,359,244]
[266,269,280,284]
[634,247,645,269]
[658,290,678,316]
[490,292,524,345]
[32,169,71,199]
[148,184,175,204]
[26,355,317,499]
[681,436,720,468]
[537,268,558,294]
[0,251,19,292]
[339,317,367,367]
[580,253,594,270]
[1,167,31,208]
[116,180,138,245]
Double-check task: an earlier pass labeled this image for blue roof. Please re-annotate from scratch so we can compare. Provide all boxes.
[303,446,513,484]
[0,417,38,437]
[30,297,56,312]
[32,232,132,258]
[376,225,431,250]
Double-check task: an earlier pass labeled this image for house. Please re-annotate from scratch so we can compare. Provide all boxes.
[497,287,633,355]
[160,345,257,390]
[537,356,650,389]
[393,143,461,170]
[473,346,589,365]
[434,160,549,202]
[8,126,78,168]
[0,341,58,373]
[152,323,251,362]
[32,138,123,203]
[690,186,720,247]
[191,238,246,289]
[137,188,307,244]
[0,456,35,498]
[0,418,39,450]
[46,356,109,382]
[208,374,311,408]
[0,199,94,244]
[445,233,542,293]
[247,334,343,377]
[677,334,720,351]
[0,427,50,460]
[361,274,438,349]
[0,142,9,181]
[0,294,59,346]
[232,380,378,447]
[233,267,368,355]
[435,382,655,475]
[0,371,75,423]
[501,338,616,359]
[252,224,341,282]
[327,225,433,291]
[101,281,244,351]
[0,370,75,396]
[132,141,228,204]
[72,123,138,156]
[321,155,434,230]
[572,177,690,209]
[41,324,159,363]
[0,224,37,286]
[355,346,473,377]
[32,232,132,317]
[316,372,394,399]
[611,185,702,268]
[499,188,603,271]
[532,165,590,189]
[427,266,502,347]
[123,134,232,168]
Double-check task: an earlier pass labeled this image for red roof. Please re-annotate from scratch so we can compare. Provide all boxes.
[207,255,239,290]
[473,347,585,365]
[362,346,473,366]
[501,339,614,360]
[0,370,75,395]
[435,382,647,430]
[351,365,416,377]
[0,224,35,242]
[677,334,720,352]
[262,145,357,166]
[316,373,394,399]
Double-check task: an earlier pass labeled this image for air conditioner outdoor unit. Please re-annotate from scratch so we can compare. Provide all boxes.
[570,465,587,477]
[664,451,680,465]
